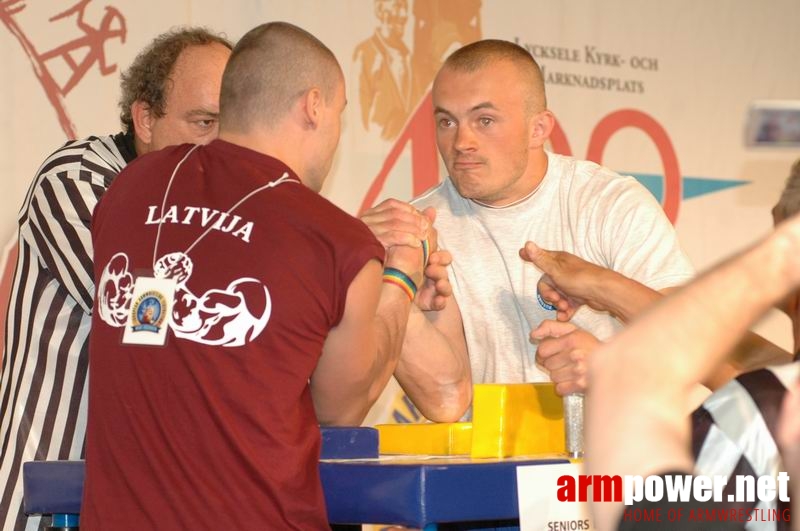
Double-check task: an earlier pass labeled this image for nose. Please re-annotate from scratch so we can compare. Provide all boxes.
[453,124,477,153]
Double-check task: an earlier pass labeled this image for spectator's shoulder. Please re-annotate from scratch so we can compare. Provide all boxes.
[549,152,656,211]
[38,135,128,177]
[552,153,634,189]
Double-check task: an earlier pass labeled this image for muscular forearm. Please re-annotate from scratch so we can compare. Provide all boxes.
[366,286,415,409]
[394,305,472,422]
[588,268,664,322]
[314,245,425,426]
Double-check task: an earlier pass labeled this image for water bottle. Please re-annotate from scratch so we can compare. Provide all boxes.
[563,393,584,458]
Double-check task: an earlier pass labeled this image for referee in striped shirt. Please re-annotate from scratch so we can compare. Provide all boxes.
[0,28,231,531]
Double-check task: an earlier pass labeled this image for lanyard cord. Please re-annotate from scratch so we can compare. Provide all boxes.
[151,145,295,274]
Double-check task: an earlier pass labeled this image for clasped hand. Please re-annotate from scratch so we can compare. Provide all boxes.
[361,199,453,311]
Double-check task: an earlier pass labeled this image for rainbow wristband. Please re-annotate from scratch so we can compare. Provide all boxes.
[383,267,418,301]
[421,238,430,268]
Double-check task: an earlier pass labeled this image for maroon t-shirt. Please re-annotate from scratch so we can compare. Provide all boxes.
[82,140,384,530]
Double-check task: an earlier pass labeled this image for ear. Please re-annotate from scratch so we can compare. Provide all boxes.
[300,87,324,130]
[530,110,555,149]
[131,100,154,146]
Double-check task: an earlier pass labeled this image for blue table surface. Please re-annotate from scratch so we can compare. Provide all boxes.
[24,455,569,527]
[23,427,570,527]
[320,455,569,527]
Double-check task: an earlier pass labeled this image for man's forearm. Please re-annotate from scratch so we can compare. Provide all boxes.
[367,285,416,408]
[394,304,472,422]
[589,269,664,322]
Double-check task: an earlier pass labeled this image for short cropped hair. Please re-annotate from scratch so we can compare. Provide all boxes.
[219,21,342,133]
[440,39,547,114]
[775,159,800,221]
[119,27,232,133]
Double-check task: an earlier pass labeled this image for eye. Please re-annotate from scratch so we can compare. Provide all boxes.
[478,116,494,127]
[194,119,217,130]
[437,117,455,128]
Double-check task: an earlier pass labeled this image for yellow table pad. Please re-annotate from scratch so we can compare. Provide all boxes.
[376,422,472,455]
[471,383,565,458]
[374,383,566,458]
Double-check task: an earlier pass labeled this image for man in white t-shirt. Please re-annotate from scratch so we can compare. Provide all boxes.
[361,39,694,419]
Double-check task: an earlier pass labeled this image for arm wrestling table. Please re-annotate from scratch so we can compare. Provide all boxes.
[23,428,569,529]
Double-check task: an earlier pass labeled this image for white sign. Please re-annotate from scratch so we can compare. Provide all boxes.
[517,462,594,531]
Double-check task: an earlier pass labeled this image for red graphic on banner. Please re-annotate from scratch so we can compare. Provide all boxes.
[587,110,682,223]
[0,0,127,139]
[0,0,126,355]
[359,92,440,213]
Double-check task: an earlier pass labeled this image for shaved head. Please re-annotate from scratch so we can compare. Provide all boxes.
[220,21,343,133]
[437,39,547,115]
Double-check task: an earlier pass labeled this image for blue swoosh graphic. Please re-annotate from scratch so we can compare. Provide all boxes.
[626,172,749,203]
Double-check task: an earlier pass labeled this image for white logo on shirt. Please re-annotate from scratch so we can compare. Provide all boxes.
[97,252,271,346]
[145,205,255,243]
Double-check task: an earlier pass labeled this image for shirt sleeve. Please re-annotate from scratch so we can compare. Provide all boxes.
[331,217,385,328]
[596,177,695,291]
[18,148,121,314]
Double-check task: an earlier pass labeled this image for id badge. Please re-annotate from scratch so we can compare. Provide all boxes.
[122,276,177,346]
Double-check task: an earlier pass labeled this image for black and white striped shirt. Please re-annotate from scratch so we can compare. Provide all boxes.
[692,362,799,531]
[0,133,135,531]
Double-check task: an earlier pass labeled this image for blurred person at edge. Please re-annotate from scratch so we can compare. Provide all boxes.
[589,159,800,530]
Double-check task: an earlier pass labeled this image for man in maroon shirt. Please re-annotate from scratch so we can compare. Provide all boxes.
[82,21,447,530]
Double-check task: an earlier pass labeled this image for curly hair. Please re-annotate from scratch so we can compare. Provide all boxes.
[119,27,232,133]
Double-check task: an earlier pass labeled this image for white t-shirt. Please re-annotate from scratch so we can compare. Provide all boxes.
[412,151,694,383]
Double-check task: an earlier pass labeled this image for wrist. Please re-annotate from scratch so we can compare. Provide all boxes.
[385,244,425,287]
[383,267,417,302]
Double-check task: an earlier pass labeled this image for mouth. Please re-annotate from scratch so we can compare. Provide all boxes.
[453,160,484,170]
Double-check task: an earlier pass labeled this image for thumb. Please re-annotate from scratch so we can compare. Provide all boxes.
[421,206,436,225]
[421,207,438,251]
[531,318,577,340]
[519,241,554,272]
